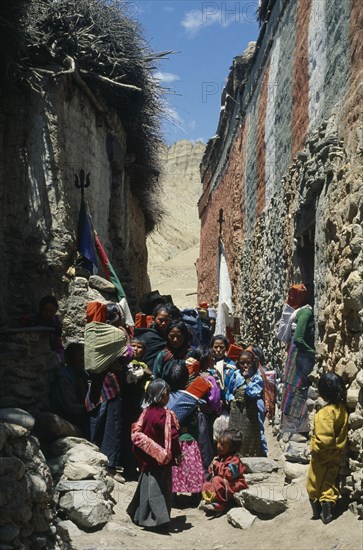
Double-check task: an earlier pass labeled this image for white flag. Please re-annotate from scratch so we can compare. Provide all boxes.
[215,240,233,335]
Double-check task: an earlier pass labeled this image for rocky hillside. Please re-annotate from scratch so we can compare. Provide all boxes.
[147,140,205,308]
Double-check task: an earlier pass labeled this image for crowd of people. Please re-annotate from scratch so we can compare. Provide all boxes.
[31,284,349,530]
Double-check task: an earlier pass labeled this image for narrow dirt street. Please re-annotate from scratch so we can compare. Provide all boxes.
[74,426,362,550]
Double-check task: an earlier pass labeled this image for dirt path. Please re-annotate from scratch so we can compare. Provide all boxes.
[74,426,362,550]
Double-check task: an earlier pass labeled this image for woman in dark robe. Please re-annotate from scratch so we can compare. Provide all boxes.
[134,304,170,370]
[152,321,193,380]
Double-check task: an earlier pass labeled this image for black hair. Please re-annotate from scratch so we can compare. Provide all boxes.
[219,429,243,454]
[237,350,258,372]
[64,342,84,363]
[166,321,192,345]
[130,338,146,350]
[152,304,170,318]
[250,344,265,365]
[164,363,189,392]
[39,295,59,311]
[190,345,213,371]
[318,373,347,405]
[165,303,181,321]
[145,379,170,406]
[211,334,229,349]
[106,303,123,326]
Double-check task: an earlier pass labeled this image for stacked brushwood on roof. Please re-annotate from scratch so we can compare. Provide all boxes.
[2,0,169,230]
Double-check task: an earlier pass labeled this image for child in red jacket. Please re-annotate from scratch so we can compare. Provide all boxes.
[200,429,248,515]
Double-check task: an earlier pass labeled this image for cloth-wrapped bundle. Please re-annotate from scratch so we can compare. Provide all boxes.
[85,321,129,372]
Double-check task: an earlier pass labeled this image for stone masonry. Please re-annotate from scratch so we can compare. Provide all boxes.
[198,0,363,515]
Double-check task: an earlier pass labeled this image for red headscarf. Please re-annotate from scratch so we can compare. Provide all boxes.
[86,301,107,323]
[287,284,309,309]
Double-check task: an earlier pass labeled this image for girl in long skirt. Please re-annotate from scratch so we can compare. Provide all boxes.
[126,379,181,530]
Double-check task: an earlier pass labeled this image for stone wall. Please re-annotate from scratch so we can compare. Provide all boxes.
[0,410,59,549]
[198,0,363,513]
[0,75,150,326]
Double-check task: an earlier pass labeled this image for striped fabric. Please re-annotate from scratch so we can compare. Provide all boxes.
[85,371,121,412]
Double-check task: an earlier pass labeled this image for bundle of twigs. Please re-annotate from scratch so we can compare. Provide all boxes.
[6,0,172,230]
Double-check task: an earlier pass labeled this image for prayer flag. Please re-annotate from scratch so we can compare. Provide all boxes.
[215,239,234,336]
[94,233,134,327]
[77,200,98,273]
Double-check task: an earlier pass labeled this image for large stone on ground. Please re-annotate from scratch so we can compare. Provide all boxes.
[227,508,256,529]
[0,408,35,430]
[245,472,271,485]
[242,457,279,474]
[284,441,309,464]
[89,275,116,293]
[56,520,84,541]
[55,479,108,496]
[282,459,309,481]
[63,461,99,480]
[59,490,112,528]
[50,437,99,455]
[235,484,288,518]
[35,412,81,442]
[66,448,109,468]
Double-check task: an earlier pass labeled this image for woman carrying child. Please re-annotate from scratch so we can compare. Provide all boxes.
[306,372,348,524]
[127,379,181,530]
[153,321,193,380]
[200,429,248,515]
[227,348,264,457]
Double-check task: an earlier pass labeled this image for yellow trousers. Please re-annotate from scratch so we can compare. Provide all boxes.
[306,453,341,503]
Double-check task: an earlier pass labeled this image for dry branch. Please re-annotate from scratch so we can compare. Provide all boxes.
[80,70,142,91]
[7,0,169,230]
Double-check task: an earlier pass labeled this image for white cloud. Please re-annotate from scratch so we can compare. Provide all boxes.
[181,8,233,36]
[154,71,180,83]
[188,120,196,130]
[163,5,174,12]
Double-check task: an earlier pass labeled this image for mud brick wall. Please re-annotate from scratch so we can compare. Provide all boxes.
[0,77,150,326]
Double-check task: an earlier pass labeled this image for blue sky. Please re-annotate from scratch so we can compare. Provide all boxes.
[128,1,259,145]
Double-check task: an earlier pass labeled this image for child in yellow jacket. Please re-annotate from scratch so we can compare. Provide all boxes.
[306,372,348,524]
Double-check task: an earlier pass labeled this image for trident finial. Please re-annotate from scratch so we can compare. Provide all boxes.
[75,169,91,198]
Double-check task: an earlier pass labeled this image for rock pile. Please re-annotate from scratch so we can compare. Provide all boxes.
[48,437,115,531]
[230,457,288,529]
[0,408,60,549]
